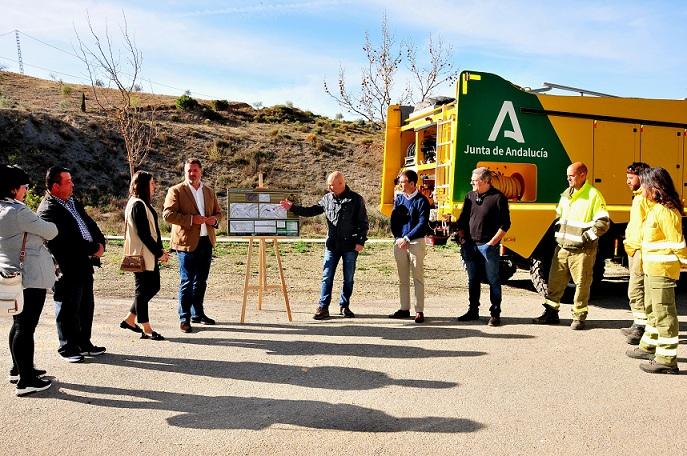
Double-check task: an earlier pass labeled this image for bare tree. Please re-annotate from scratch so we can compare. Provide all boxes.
[324,14,402,127]
[324,14,458,126]
[75,12,156,177]
[405,34,459,104]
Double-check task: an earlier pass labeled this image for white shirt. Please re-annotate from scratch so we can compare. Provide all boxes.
[403,189,419,200]
[188,182,208,237]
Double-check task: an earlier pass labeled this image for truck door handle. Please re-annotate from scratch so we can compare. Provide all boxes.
[595,178,602,183]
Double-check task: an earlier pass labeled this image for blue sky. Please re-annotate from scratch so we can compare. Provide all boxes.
[1,0,685,118]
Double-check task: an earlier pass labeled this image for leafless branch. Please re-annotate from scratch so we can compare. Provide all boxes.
[74,11,156,177]
[323,14,458,126]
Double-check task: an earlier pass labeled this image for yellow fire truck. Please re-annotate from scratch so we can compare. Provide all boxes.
[380,70,687,293]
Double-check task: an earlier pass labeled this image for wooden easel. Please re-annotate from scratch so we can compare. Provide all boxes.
[240,236,291,323]
[239,174,292,323]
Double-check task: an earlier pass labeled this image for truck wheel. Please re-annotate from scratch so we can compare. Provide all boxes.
[499,258,517,283]
[529,257,550,296]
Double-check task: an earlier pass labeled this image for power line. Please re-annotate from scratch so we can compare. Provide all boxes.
[0,55,89,82]
[3,28,220,99]
[19,30,81,60]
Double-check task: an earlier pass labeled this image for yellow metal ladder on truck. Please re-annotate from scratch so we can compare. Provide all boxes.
[434,114,454,216]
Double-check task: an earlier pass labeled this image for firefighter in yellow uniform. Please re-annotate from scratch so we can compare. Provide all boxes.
[532,162,609,330]
[621,162,650,344]
[626,167,683,374]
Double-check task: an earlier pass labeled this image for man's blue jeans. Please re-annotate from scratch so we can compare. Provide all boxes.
[461,242,502,316]
[319,249,358,309]
[177,237,213,322]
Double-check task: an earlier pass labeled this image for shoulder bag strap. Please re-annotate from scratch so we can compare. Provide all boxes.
[18,233,28,270]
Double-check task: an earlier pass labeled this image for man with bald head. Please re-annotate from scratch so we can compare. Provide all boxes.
[281,171,368,320]
[533,162,609,329]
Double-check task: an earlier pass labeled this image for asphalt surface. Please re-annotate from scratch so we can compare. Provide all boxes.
[2,274,686,455]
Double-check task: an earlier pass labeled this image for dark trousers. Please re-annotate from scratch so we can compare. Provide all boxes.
[461,242,502,316]
[53,273,94,352]
[177,237,213,322]
[130,267,161,324]
[9,288,46,382]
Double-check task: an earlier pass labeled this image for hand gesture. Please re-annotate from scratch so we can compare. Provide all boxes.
[280,199,293,210]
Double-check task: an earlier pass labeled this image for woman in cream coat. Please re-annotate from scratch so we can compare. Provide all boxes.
[120,171,169,340]
[0,165,58,396]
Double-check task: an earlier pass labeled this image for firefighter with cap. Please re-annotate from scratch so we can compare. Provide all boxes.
[621,162,650,344]
[532,162,610,330]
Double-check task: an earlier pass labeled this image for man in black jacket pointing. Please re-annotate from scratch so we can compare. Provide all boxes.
[281,171,368,320]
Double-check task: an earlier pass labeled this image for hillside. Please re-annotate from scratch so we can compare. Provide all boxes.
[0,72,385,235]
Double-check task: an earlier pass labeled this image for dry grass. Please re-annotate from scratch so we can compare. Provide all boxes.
[94,241,467,305]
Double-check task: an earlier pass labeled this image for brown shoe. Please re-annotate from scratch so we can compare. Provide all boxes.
[487,316,501,327]
[570,320,586,330]
[414,312,425,323]
[180,321,192,333]
[626,347,654,360]
[640,359,679,375]
[313,307,330,320]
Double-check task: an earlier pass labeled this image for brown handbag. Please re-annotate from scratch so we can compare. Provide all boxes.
[120,254,145,273]
[121,201,146,273]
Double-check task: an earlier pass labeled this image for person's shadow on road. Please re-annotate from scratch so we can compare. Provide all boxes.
[51,382,484,433]
[97,353,460,391]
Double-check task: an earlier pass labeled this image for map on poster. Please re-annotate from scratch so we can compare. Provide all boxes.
[227,189,300,237]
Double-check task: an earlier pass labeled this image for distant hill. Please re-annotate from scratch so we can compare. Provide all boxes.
[0,72,386,235]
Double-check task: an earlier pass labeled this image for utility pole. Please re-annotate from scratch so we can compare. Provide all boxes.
[15,30,24,74]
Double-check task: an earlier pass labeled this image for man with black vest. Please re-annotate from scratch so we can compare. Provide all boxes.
[455,167,511,326]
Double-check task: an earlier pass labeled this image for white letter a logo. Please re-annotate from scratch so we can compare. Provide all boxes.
[488,101,525,143]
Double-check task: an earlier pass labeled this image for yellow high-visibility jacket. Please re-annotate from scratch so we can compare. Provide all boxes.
[555,181,610,250]
[624,189,650,256]
[641,203,687,280]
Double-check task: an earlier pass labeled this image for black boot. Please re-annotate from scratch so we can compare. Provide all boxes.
[457,308,479,321]
[532,305,560,325]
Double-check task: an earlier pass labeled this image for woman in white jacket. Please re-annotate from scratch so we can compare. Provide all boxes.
[0,165,58,396]
[120,171,169,340]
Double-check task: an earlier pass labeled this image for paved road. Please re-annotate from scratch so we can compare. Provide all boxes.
[2,279,685,455]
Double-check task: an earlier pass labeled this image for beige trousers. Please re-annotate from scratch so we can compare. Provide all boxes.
[394,239,425,312]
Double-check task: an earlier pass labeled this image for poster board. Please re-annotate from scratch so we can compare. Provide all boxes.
[227,189,300,237]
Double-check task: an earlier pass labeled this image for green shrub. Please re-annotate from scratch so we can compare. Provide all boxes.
[207,140,224,162]
[212,99,229,111]
[0,94,11,108]
[176,94,199,111]
[61,85,73,97]
[24,188,41,211]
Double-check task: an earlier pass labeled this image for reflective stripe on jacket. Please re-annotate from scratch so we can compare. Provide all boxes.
[554,181,610,249]
[641,203,687,280]
[624,190,649,256]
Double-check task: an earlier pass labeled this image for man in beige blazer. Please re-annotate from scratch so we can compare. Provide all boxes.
[163,158,221,333]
